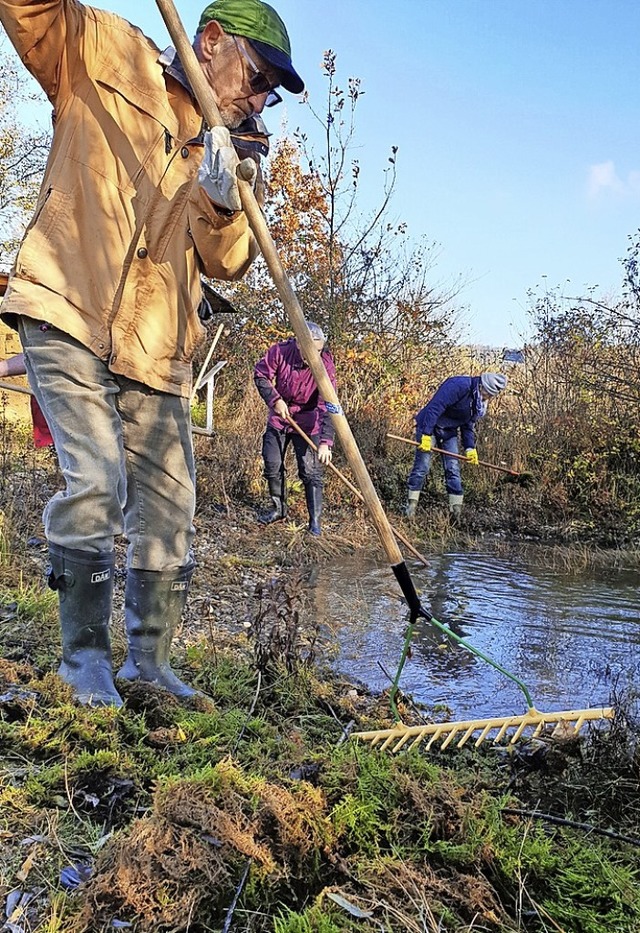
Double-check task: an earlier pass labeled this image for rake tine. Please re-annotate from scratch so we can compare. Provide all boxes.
[380,731,402,752]
[494,721,511,743]
[392,735,413,753]
[427,727,452,750]
[510,718,533,743]
[409,729,431,751]
[440,725,465,750]
[457,724,478,748]
[439,731,455,750]
[474,723,495,747]
[391,730,414,753]
[573,713,587,733]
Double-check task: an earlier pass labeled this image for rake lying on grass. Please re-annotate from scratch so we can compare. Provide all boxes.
[351,577,614,752]
[354,709,616,753]
[354,701,615,753]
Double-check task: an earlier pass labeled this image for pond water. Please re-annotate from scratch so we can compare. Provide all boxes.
[311,549,640,721]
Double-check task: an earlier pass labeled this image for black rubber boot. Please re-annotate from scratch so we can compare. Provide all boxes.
[48,545,122,708]
[305,485,322,536]
[258,476,287,524]
[117,561,202,698]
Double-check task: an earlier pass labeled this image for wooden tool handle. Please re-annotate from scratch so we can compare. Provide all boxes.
[386,432,520,477]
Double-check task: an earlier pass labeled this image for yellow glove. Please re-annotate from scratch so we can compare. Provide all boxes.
[419,435,432,452]
[465,448,479,466]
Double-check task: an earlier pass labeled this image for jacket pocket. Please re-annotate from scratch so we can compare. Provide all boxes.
[93,79,169,190]
[15,188,91,313]
[17,187,71,279]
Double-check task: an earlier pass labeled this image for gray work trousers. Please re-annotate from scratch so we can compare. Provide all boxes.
[19,317,196,571]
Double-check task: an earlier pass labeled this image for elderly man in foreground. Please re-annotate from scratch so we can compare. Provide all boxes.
[0,0,303,706]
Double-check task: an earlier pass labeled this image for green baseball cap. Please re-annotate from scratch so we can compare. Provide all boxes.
[197,0,304,94]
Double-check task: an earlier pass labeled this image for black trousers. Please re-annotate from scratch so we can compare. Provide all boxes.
[262,425,322,492]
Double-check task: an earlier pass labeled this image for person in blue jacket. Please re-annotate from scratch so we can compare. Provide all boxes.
[405,372,507,518]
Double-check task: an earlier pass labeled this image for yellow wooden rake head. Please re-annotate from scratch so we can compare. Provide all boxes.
[352,706,615,753]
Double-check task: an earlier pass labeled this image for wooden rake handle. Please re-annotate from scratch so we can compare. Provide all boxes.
[284,416,429,569]
[156,0,404,567]
[386,432,521,477]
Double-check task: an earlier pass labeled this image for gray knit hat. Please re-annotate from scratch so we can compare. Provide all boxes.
[305,321,326,342]
[480,372,507,396]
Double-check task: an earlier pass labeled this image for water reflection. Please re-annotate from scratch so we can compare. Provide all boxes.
[312,550,640,721]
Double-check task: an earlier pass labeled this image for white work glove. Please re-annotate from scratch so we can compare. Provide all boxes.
[273,398,290,420]
[198,127,257,213]
[317,443,332,465]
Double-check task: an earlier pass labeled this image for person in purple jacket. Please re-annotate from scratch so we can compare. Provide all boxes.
[254,322,337,535]
[405,372,507,518]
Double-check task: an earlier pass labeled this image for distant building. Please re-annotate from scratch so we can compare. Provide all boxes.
[502,348,525,364]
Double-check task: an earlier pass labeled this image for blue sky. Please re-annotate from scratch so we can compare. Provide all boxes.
[9,0,640,346]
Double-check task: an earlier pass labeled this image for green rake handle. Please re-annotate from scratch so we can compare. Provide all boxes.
[389,564,535,721]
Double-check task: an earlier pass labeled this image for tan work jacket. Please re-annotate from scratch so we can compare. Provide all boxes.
[0,0,257,395]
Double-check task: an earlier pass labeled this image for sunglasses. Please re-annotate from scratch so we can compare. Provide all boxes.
[233,36,283,108]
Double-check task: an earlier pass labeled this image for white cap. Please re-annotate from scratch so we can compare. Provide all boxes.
[305,320,326,342]
[480,373,507,396]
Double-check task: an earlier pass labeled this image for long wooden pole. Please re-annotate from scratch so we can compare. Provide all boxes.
[155,0,404,567]
[284,416,429,569]
[386,432,522,477]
